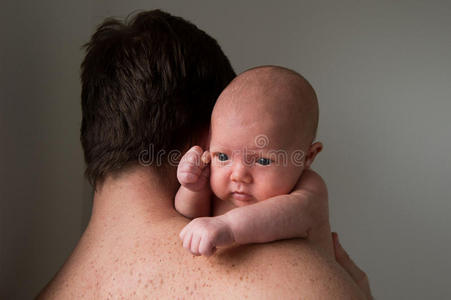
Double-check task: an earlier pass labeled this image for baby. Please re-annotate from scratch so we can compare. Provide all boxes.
[175,66,332,257]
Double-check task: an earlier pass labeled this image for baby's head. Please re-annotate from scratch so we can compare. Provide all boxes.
[209,66,322,207]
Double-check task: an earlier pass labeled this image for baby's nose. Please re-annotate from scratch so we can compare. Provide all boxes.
[230,161,252,184]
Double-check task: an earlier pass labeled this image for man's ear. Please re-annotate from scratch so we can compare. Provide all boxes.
[304,142,323,169]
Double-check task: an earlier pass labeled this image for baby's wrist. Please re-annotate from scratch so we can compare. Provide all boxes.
[217,213,237,244]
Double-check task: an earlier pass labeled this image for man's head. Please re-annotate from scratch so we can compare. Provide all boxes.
[80,9,235,188]
[209,66,322,206]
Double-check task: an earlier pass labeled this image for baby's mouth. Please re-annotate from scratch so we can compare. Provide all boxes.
[230,191,253,202]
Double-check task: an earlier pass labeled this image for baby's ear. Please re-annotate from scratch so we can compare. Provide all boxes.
[304,142,323,169]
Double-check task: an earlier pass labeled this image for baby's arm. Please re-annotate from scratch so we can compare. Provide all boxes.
[174,146,212,219]
[179,168,330,256]
[224,168,329,245]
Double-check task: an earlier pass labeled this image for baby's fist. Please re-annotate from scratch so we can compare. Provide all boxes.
[177,146,210,191]
[179,216,235,257]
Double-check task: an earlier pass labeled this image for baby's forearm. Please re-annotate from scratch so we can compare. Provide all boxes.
[223,169,330,246]
[175,186,212,219]
[223,193,315,245]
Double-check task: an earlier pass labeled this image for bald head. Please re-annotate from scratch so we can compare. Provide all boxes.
[212,66,319,149]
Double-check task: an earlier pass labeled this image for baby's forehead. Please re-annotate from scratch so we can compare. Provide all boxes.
[213,82,307,129]
[210,106,307,152]
[211,66,318,149]
[218,67,312,110]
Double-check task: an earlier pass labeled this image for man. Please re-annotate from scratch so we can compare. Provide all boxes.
[37,10,367,299]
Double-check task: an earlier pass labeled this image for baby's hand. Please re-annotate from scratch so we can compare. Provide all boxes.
[179,216,235,257]
[177,146,211,192]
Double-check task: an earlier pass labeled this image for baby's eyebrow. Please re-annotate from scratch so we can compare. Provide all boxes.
[209,145,226,152]
[210,151,223,156]
[209,147,230,156]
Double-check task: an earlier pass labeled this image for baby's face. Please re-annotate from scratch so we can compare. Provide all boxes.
[208,66,318,207]
[209,110,306,207]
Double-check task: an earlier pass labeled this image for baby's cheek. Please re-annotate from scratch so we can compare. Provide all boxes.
[209,166,227,199]
[255,170,298,200]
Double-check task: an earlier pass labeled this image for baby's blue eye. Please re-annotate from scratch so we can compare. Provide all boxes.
[218,153,229,161]
[257,158,271,166]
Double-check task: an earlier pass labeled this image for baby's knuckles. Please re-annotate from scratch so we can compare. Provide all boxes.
[178,146,209,186]
[177,170,199,185]
[194,219,225,243]
[178,157,201,174]
[192,218,219,239]
[183,146,204,163]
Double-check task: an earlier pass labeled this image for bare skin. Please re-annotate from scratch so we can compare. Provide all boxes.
[38,67,367,298]
[175,66,331,257]
[333,232,373,300]
[37,165,365,299]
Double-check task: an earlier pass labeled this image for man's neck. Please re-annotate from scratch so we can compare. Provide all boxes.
[88,165,180,231]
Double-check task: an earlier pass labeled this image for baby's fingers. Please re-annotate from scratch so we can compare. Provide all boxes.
[178,146,206,183]
[190,235,201,256]
[182,146,204,165]
[201,150,211,165]
[178,170,200,184]
[179,225,188,240]
[199,238,216,257]
[182,232,193,250]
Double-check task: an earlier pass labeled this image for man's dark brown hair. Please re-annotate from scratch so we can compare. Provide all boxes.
[80,9,235,187]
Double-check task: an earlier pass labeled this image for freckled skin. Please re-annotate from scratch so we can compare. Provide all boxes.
[41,209,364,299]
[37,68,365,299]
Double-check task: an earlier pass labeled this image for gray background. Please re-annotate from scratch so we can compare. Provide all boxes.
[1,1,450,299]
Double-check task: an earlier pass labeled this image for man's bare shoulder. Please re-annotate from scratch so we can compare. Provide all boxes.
[209,239,365,299]
[37,219,364,299]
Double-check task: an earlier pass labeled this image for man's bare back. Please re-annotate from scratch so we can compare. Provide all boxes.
[38,168,363,299]
[38,216,363,299]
